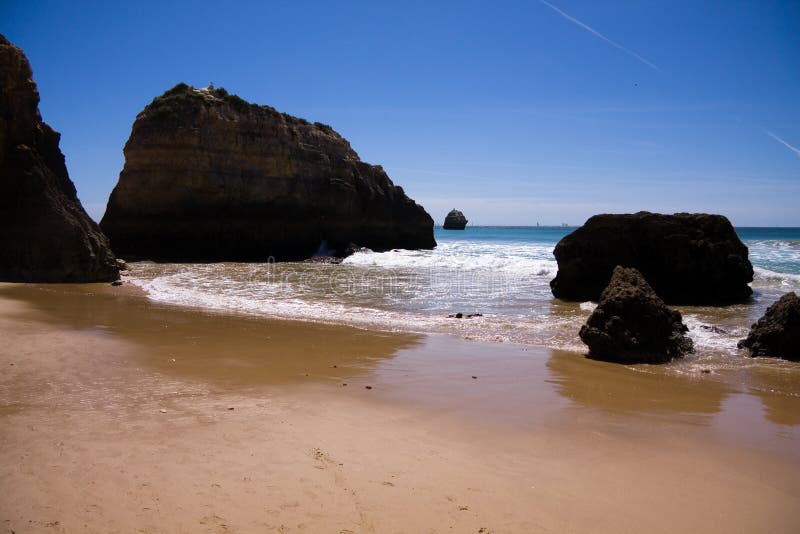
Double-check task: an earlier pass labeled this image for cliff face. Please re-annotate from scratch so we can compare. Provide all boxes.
[101,84,436,261]
[0,35,118,282]
[550,212,753,305]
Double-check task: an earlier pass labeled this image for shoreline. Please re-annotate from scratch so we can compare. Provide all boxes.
[1,283,799,532]
[116,247,800,361]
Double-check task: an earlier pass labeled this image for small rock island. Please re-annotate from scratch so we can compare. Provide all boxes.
[101,84,436,261]
[443,209,468,230]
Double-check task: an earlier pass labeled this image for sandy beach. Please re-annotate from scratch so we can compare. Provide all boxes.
[1,283,799,533]
[4,3,800,532]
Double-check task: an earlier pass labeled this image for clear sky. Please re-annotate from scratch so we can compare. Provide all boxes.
[3,0,799,226]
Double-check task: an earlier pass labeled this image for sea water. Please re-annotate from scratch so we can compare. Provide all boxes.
[127,226,800,365]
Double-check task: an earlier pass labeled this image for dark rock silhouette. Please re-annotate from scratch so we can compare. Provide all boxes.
[101,84,435,261]
[551,212,753,305]
[579,266,694,364]
[738,292,800,361]
[443,209,468,230]
[447,312,482,319]
[0,35,118,282]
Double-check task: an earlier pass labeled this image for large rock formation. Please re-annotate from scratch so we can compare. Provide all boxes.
[443,209,468,230]
[100,84,436,261]
[551,212,753,305]
[579,266,694,364]
[738,292,800,361]
[0,35,118,282]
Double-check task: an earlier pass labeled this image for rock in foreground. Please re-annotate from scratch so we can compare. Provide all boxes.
[0,35,118,282]
[738,292,800,361]
[551,212,753,305]
[101,84,436,261]
[579,266,694,364]
[443,209,468,230]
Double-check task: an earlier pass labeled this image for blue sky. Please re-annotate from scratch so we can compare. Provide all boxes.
[3,0,799,225]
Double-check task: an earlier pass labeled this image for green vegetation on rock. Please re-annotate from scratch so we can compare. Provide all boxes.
[146,83,325,131]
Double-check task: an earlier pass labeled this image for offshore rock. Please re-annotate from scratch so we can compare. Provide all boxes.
[579,266,694,364]
[101,84,436,261]
[550,212,753,305]
[738,292,800,361]
[443,209,468,230]
[0,35,118,282]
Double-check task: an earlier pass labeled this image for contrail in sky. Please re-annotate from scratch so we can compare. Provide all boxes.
[764,130,800,158]
[539,0,660,71]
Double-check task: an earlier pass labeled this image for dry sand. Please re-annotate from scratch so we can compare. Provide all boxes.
[1,283,799,533]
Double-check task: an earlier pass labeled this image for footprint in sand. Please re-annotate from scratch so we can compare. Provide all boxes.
[310,447,340,470]
[198,514,229,533]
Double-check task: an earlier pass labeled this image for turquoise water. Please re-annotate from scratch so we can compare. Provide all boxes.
[736,227,800,275]
[128,225,800,360]
[433,225,576,245]
[434,225,800,275]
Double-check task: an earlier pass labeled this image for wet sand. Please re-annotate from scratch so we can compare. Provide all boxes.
[1,283,799,533]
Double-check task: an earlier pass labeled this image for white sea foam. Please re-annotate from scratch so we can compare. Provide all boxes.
[752,266,800,288]
[746,239,800,282]
[129,271,444,334]
[683,315,749,356]
[343,241,557,278]
[124,256,592,352]
[123,229,800,363]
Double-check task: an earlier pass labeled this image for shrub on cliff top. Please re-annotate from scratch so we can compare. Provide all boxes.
[147,83,203,118]
[314,122,334,134]
[145,83,326,128]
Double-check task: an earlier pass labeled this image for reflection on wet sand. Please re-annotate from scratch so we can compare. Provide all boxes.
[748,365,800,426]
[754,390,800,427]
[0,284,422,387]
[546,297,800,430]
[546,350,732,416]
[4,283,798,435]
